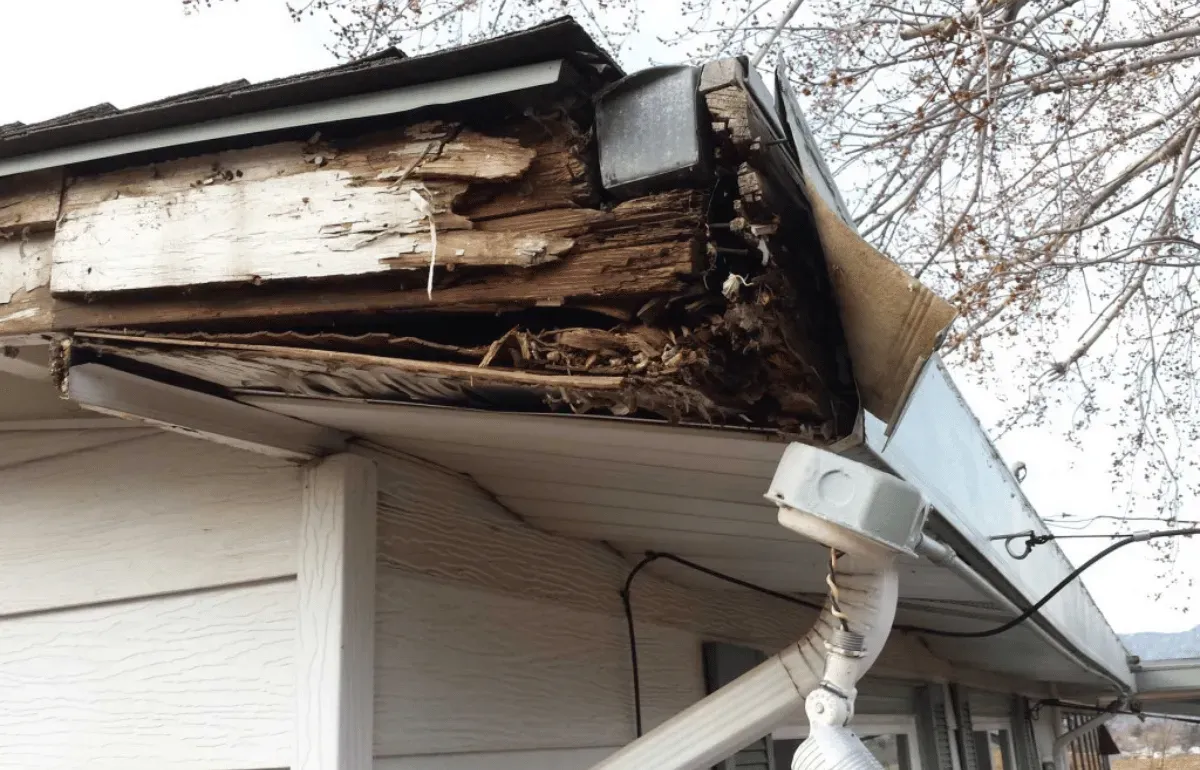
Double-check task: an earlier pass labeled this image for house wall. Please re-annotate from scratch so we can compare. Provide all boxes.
[364,445,1038,770]
[0,428,1049,770]
[370,447,703,768]
[0,431,302,770]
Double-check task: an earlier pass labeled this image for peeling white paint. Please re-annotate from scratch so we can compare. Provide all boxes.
[0,236,50,305]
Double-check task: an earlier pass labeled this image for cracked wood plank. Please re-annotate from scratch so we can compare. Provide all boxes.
[0,233,52,335]
[51,190,705,329]
[73,332,628,396]
[50,125,548,295]
[0,169,62,235]
[70,328,732,421]
[701,58,954,424]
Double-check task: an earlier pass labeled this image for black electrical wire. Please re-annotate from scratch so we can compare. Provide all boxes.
[620,553,654,738]
[1044,514,1200,529]
[897,527,1200,638]
[992,526,1196,559]
[621,551,824,736]
[620,529,1200,735]
[1040,699,1200,727]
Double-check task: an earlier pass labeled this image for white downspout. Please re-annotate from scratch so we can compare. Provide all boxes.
[590,548,901,770]
[588,443,921,770]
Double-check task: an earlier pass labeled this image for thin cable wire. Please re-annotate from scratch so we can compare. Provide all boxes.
[1045,514,1200,529]
[620,551,824,736]
[899,527,1200,638]
[1040,699,1200,727]
[1048,532,1162,539]
[620,530,1200,732]
[827,548,850,631]
[645,552,824,611]
[620,553,657,737]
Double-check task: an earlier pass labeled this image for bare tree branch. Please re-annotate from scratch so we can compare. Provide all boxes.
[190,0,1200,528]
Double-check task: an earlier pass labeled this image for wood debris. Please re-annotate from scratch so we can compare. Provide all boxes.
[7,75,860,442]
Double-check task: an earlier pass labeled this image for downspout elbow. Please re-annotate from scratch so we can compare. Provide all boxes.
[589,444,924,770]
[589,553,901,770]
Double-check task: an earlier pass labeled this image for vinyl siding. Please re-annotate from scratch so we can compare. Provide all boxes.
[0,432,301,770]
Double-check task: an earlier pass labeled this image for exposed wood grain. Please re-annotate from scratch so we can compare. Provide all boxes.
[50,190,703,329]
[0,580,295,770]
[48,120,639,298]
[53,171,476,293]
[0,169,62,234]
[370,123,537,182]
[296,454,378,770]
[376,230,574,269]
[0,235,50,305]
[702,74,754,154]
[0,233,52,334]
[58,126,534,209]
[72,319,740,424]
[50,124,550,294]
[702,60,953,424]
[73,333,626,399]
[0,432,301,616]
[452,120,595,219]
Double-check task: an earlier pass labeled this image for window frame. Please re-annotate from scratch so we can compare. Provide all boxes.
[971,718,1017,770]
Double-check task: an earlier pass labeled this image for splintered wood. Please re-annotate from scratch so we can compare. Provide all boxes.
[50,124,688,293]
[0,234,53,333]
[44,119,702,325]
[0,170,61,235]
[15,95,857,439]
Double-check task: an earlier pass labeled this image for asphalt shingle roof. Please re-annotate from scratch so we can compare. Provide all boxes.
[0,17,619,163]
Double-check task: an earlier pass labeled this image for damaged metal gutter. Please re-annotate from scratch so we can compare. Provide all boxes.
[868,356,1134,691]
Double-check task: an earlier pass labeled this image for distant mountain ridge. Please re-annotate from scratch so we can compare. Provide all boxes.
[1122,625,1200,660]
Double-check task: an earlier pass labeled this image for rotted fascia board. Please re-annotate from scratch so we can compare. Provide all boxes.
[0,59,570,179]
[866,355,1134,691]
[65,362,349,461]
[705,57,956,426]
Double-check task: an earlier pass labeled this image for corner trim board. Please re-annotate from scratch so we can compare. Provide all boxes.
[295,453,379,770]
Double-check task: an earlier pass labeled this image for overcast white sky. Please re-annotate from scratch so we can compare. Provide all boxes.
[3,0,1196,635]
